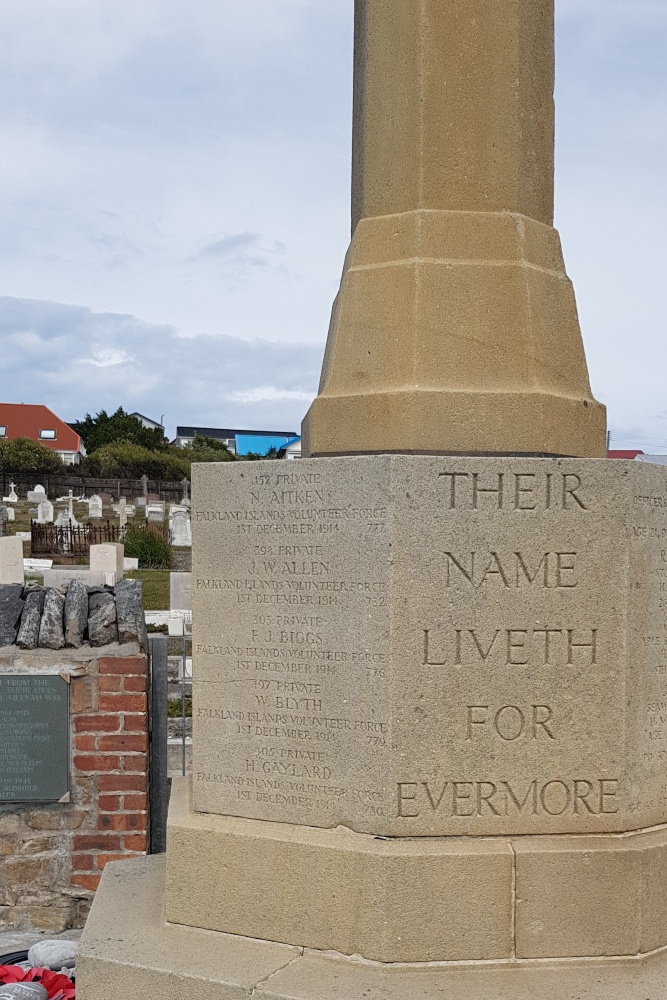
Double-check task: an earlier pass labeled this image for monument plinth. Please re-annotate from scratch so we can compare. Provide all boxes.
[301,0,606,457]
[77,1,667,998]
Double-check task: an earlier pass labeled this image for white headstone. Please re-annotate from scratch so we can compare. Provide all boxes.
[0,536,25,585]
[170,572,192,611]
[146,502,165,523]
[6,508,15,522]
[170,510,192,547]
[90,543,124,580]
[37,498,54,524]
[27,484,47,503]
[3,482,18,503]
[88,495,103,519]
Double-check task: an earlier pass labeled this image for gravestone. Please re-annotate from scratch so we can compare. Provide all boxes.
[27,484,47,503]
[116,497,128,530]
[99,492,114,508]
[36,498,54,524]
[3,482,18,503]
[90,543,124,581]
[0,674,70,802]
[0,503,8,530]
[170,510,191,547]
[6,506,14,522]
[146,502,165,523]
[0,537,25,585]
[170,572,192,612]
[88,495,103,519]
[77,3,667,999]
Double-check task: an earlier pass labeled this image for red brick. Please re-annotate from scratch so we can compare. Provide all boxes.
[74,754,121,773]
[75,714,120,733]
[71,873,101,892]
[99,694,146,713]
[99,775,146,793]
[98,813,146,832]
[99,657,147,675]
[96,853,126,870]
[123,833,147,852]
[99,734,147,753]
[123,793,148,811]
[74,734,97,752]
[123,675,147,693]
[98,795,121,812]
[99,675,122,692]
[73,833,121,851]
[122,755,148,773]
[72,853,95,871]
[122,716,146,732]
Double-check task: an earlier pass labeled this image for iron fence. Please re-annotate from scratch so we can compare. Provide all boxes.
[30,519,125,557]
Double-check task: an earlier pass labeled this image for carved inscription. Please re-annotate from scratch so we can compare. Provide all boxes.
[193,463,391,827]
[397,779,619,818]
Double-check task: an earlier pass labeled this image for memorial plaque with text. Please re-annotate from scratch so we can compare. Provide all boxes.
[192,457,667,838]
[0,675,70,802]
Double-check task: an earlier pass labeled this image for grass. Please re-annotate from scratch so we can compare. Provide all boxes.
[127,569,170,610]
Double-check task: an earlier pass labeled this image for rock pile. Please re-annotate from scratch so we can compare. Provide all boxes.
[0,579,146,650]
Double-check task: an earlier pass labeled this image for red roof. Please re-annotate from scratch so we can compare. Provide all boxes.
[607,450,645,459]
[0,403,83,455]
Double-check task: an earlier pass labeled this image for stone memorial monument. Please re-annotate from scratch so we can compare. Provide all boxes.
[78,3,667,999]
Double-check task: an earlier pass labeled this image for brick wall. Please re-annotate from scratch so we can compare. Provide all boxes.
[0,646,150,933]
[71,656,148,894]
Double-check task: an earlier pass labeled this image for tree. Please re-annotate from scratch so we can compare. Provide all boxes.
[71,408,166,453]
[0,437,64,473]
[186,436,237,463]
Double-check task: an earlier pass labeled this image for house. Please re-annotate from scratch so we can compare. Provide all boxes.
[130,412,164,432]
[607,450,645,460]
[174,426,297,457]
[0,403,86,465]
[277,437,302,460]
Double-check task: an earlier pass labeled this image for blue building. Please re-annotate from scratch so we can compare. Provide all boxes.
[174,426,297,457]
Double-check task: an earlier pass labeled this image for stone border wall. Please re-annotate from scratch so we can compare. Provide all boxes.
[0,644,149,933]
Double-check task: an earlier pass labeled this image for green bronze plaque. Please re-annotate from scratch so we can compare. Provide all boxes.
[0,675,70,802]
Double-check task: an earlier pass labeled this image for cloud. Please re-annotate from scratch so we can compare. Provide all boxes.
[228,387,314,404]
[0,297,320,436]
[0,1,666,450]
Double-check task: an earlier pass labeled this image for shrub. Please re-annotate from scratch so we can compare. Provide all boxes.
[85,440,190,479]
[0,437,64,473]
[124,525,172,569]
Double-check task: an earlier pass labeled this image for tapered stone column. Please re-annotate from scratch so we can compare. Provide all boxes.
[302,0,606,457]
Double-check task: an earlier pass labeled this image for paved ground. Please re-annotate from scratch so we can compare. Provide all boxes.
[0,927,83,961]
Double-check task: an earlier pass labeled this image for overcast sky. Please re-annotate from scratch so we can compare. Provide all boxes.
[0,0,665,448]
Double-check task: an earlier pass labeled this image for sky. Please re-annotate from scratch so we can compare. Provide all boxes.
[0,0,665,448]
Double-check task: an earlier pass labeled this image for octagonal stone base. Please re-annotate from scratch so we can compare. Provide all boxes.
[78,854,667,1000]
[166,777,667,964]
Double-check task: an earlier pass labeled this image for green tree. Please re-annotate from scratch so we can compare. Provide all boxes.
[186,436,237,463]
[0,437,64,473]
[71,408,166,453]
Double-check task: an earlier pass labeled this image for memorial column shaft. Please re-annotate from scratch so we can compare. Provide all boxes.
[353,0,555,228]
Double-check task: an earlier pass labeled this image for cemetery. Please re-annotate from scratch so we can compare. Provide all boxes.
[1,3,666,1000]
